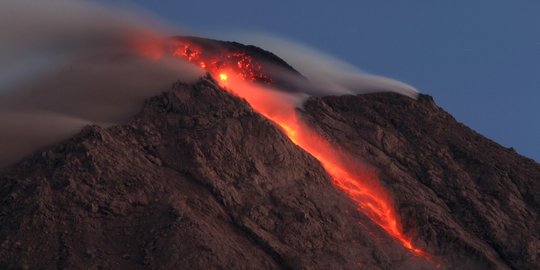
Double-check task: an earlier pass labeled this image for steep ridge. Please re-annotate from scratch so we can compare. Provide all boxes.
[0,78,430,269]
[303,93,540,269]
[0,37,538,269]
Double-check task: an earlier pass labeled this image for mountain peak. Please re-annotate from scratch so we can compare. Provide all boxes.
[0,39,538,270]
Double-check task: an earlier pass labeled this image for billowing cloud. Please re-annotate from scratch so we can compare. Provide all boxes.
[230,33,418,98]
[0,0,201,167]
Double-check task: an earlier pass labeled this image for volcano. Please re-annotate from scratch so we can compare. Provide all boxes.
[0,37,538,270]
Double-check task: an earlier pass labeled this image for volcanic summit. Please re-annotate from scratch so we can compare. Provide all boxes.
[0,37,538,270]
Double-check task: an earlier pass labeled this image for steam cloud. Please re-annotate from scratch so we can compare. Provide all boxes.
[0,1,419,168]
[0,0,201,167]
[231,33,418,98]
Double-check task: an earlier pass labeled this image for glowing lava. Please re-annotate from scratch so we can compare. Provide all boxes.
[171,39,272,83]
[220,77,428,260]
[219,73,228,81]
[169,39,430,261]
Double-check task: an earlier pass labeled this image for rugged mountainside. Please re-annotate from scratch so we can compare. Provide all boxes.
[0,38,538,269]
[0,78,430,269]
[302,94,540,269]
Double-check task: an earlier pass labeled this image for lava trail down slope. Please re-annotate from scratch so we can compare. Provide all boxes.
[167,37,431,260]
[0,37,538,270]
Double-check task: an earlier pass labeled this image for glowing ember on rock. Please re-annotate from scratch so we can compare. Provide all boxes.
[169,39,432,262]
[219,73,228,81]
[171,39,272,84]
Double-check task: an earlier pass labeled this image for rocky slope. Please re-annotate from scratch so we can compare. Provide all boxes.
[0,78,430,269]
[302,94,540,269]
[0,39,538,269]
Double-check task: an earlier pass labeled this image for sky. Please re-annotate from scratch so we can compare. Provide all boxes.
[111,0,539,161]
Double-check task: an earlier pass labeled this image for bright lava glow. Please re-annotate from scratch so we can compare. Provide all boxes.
[221,79,430,259]
[165,39,433,263]
[219,73,228,81]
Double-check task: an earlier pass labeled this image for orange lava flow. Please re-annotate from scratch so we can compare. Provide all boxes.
[222,77,428,259]
[169,41,430,260]
[171,39,272,83]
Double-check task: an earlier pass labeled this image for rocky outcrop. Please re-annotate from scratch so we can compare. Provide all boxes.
[0,39,538,269]
[302,93,540,269]
[0,78,431,269]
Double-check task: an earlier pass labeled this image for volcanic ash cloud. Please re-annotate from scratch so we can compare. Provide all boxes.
[232,33,418,98]
[0,0,201,168]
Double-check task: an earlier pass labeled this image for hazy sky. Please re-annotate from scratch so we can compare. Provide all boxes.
[112,0,539,161]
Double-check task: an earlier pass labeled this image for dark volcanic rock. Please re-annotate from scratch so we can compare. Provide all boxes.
[175,36,301,76]
[171,36,307,92]
[302,93,540,269]
[0,78,429,269]
[0,38,538,269]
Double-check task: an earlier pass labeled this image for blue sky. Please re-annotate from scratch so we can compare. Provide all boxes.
[116,0,539,161]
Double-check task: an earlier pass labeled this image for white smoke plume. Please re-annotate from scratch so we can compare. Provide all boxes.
[0,1,420,168]
[0,0,201,168]
[230,33,418,98]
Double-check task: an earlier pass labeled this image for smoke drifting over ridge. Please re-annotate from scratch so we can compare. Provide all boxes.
[0,1,419,168]
[0,0,201,167]
[230,33,418,98]
[0,0,430,263]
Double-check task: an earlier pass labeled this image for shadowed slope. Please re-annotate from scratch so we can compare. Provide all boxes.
[303,93,540,269]
[0,78,429,269]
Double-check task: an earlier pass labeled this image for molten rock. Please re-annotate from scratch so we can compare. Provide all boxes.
[0,39,538,270]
